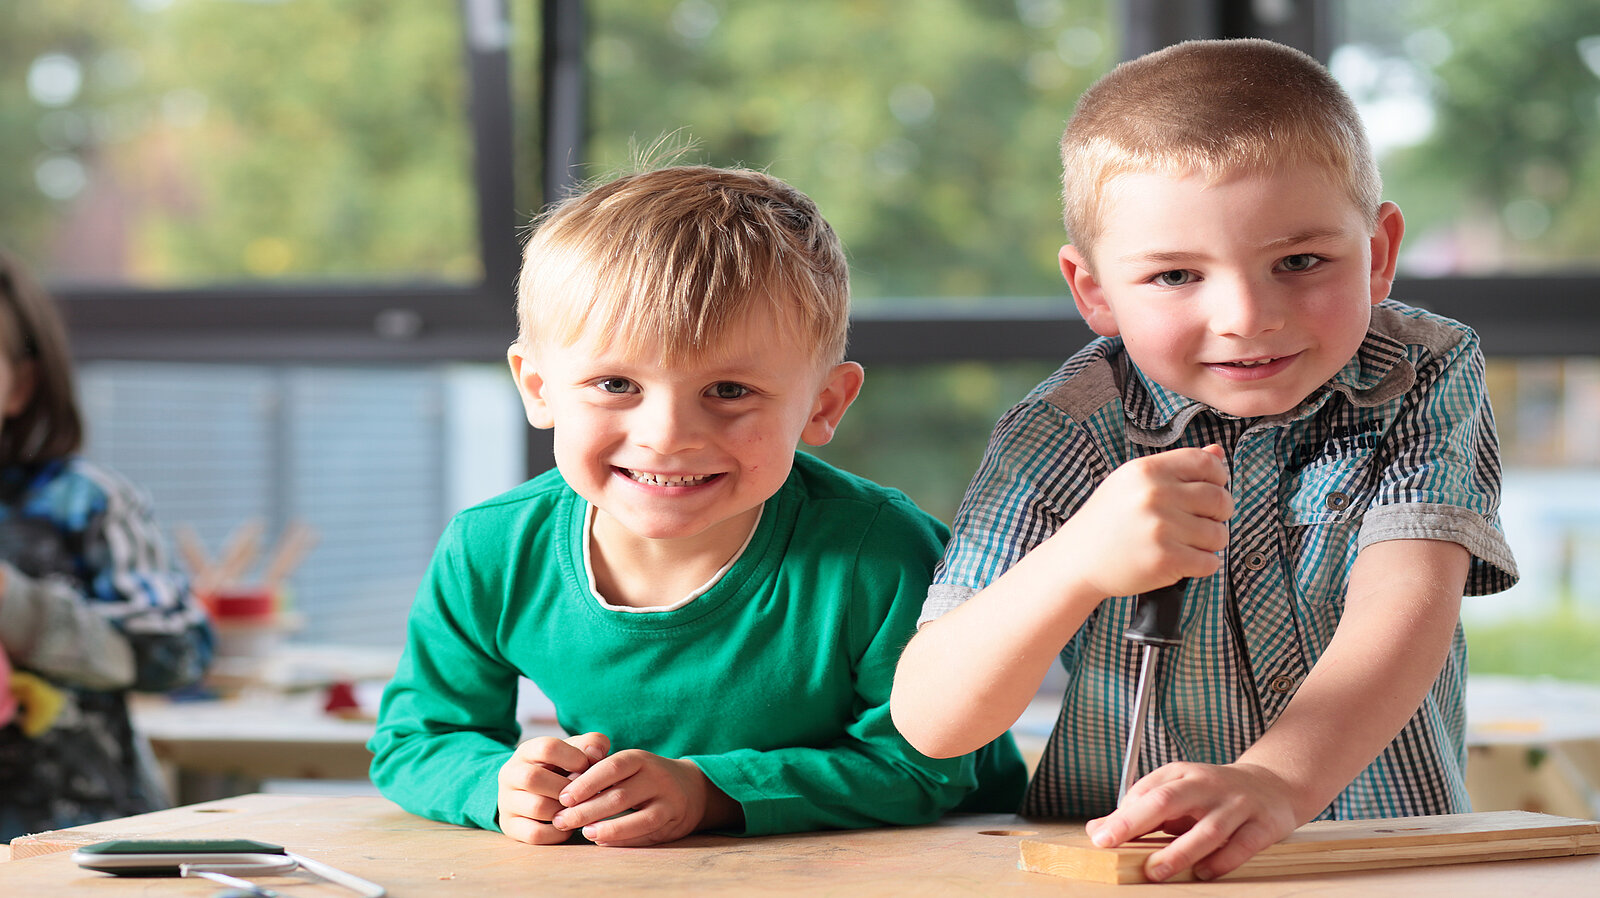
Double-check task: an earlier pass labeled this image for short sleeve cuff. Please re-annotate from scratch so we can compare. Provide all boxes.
[1358,502,1519,595]
[917,584,979,628]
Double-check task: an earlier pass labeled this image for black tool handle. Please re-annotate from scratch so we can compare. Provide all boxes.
[1125,578,1187,647]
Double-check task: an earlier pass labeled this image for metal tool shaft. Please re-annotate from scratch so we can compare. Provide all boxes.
[1116,578,1188,805]
[1117,642,1163,803]
[287,851,388,898]
[182,867,280,897]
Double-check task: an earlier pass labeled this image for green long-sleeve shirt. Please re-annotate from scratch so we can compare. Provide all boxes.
[370,453,1025,836]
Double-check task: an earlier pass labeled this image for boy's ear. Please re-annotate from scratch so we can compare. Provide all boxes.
[799,361,865,447]
[3,359,35,417]
[1368,202,1405,304]
[1060,244,1119,337]
[506,342,555,430]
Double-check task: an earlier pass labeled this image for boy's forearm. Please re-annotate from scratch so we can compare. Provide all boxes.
[892,547,1103,758]
[893,617,1049,758]
[1235,539,1469,821]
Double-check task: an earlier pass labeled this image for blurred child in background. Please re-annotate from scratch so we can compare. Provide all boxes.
[0,247,212,840]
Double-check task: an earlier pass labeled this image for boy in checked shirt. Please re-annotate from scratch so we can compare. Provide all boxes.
[893,39,1517,881]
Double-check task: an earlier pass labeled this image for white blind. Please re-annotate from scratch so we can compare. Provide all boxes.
[79,361,524,648]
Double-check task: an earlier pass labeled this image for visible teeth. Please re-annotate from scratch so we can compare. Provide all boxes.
[1232,357,1277,367]
[626,470,715,486]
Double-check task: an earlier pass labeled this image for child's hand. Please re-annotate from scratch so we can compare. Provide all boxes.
[1086,761,1299,882]
[1056,444,1231,599]
[497,732,611,845]
[551,749,734,847]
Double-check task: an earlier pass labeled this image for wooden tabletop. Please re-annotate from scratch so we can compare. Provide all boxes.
[5,793,1599,896]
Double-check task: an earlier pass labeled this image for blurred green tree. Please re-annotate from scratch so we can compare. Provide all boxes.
[1345,0,1600,273]
[585,0,1111,304]
[2,0,478,284]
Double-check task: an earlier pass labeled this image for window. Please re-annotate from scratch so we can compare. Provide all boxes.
[4,0,483,287]
[1334,0,1600,276]
[4,1,1594,663]
[3,1,533,646]
[587,0,1115,308]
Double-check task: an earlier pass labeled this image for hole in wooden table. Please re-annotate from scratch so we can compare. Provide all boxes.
[978,830,1039,837]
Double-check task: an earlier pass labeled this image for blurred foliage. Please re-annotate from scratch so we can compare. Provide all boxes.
[1,0,479,284]
[1342,0,1600,274]
[583,0,1111,304]
[1466,606,1600,683]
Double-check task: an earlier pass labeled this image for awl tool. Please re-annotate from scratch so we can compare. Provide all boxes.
[1117,577,1188,804]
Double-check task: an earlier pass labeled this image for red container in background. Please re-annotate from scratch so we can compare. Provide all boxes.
[203,589,276,622]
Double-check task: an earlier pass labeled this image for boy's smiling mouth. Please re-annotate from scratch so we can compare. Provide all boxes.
[619,468,720,487]
[1211,350,1302,368]
[1204,352,1301,380]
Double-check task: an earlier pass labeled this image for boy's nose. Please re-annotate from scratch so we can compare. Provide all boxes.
[632,395,705,454]
[1207,280,1284,339]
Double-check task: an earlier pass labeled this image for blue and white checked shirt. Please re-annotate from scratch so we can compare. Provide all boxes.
[923,300,1518,820]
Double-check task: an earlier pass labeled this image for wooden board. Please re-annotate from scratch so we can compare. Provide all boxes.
[10,797,1600,897]
[8,793,320,860]
[1019,810,1600,884]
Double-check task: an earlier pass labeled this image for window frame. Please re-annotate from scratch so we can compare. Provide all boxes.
[57,0,523,364]
[56,0,1599,365]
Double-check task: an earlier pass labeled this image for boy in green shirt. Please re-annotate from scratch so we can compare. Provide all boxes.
[370,164,1026,847]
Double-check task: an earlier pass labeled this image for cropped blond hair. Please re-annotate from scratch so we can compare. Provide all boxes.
[515,165,850,365]
[1061,39,1381,264]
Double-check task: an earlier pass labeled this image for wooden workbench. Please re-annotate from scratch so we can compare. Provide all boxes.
[4,793,1599,896]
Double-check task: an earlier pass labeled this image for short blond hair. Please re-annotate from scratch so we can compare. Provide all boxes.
[515,165,850,366]
[1061,39,1381,263]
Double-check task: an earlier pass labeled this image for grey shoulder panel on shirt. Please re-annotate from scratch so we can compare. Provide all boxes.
[1038,353,1121,423]
[1371,301,1473,357]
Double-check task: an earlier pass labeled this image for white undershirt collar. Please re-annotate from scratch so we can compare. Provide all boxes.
[581,503,763,613]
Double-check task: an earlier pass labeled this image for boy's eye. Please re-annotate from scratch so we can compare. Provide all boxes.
[1153,270,1195,287]
[1278,254,1323,273]
[596,377,637,394]
[708,382,751,400]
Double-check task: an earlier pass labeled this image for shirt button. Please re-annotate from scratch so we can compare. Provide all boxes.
[1244,552,1268,571]
[1269,675,1297,694]
[1325,491,1351,511]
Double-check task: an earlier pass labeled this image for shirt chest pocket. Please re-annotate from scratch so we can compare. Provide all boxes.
[1282,449,1378,526]
[1280,450,1378,606]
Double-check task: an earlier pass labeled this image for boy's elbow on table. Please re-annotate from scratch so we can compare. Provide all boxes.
[890,671,973,760]
[892,711,964,760]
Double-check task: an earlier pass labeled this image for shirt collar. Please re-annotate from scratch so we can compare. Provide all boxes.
[1117,326,1418,447]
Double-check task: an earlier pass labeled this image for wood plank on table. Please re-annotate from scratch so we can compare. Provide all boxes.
[5,796,1085,897]
[8,795,1600,897]
[1019,810,1600,884]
